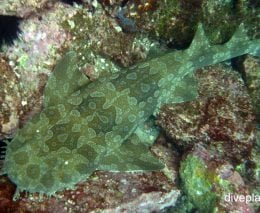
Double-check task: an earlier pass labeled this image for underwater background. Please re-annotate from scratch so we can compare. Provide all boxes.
[0,0,259,212]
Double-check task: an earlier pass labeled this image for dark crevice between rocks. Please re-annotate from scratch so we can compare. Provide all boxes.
[231,56,248,86]
[0,15,21,47]
[61,0,82,5]
[249,0,260,8]
[120,0,129,7]
[167,38,192,50]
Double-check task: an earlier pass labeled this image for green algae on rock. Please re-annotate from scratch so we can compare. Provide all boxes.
[180,144,254,212]
[2,24,259,198]
[180,154,217,212]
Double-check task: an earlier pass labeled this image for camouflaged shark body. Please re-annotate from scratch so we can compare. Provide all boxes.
[2,25,259,197]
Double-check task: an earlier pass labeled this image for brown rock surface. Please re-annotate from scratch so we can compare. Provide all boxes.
[157,65,256,164]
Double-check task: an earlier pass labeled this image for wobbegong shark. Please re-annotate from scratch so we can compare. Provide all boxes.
[2,24,259,198]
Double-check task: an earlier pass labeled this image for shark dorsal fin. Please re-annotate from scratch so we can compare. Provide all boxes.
[228,23,249,44]
[43,51,90,107]
[188,23,211,54]
[228,23,259,56]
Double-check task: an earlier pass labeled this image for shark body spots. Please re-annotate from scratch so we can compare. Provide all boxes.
[2,24,259,197]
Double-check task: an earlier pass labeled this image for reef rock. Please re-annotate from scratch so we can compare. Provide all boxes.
[241,55,260,116]
[0,0,55,17]
[0,2,75,138]
[0,56,23,139]
[157,64,256,164]
[180,143,255,212]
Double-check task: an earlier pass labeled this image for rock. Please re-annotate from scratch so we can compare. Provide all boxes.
[0,2,75,138]
[116,0,202,48]
[0,56,23,139]
[0,58,47,139]
[103,189,179,213]
[148,0,202,47]
[180,143,255,212]
[62,6,154,67]
[157,64,256,164]
[201,0,247,44]
[240,55,259,117]
[101,0,255,48]
[5,2,74,88]
[0,0,55,18]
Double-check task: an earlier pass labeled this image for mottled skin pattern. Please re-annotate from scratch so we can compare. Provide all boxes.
[2,25,260,197]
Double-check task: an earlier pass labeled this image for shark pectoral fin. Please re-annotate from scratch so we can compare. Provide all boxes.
[98,134,164,172]
[155,72,198,114]
[43,51,90,107]
[170,72,198,103]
